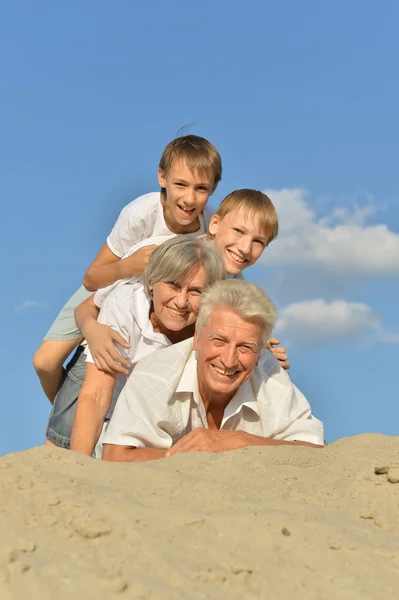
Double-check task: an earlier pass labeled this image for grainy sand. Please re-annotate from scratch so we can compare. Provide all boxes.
[0,434,398,599]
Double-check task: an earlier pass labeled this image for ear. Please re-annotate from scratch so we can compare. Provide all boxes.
[193,330,199,351]
[208,214,220,237]
[158,168,166,188]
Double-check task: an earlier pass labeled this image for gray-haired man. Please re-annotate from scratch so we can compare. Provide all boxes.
[102,279,324,462]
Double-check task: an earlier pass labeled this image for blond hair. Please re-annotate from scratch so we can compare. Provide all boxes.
[196,279,276,349]
[214,189,279,245]
[159,135,222,198]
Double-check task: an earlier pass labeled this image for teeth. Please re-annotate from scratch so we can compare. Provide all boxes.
[228,250,246,263]
[178,205,195,213]
[168,307,187,317]
[213,366,236,376]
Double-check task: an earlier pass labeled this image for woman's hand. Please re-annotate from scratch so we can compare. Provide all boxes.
[85,320,131,374]
[266,338,290,370]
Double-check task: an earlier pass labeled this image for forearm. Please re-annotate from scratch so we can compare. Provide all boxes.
[102,444,167,462]
[83,260,125,292]
[83,256,143,292]
[70,392,111,456]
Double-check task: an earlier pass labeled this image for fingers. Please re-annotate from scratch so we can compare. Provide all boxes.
[267,338,280,346]
[92,349,130,374]
[110,330,131,349]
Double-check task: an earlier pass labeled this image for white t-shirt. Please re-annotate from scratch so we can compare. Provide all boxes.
[86,284,171,418]
[103,338,324,449]
[107,192,212,258]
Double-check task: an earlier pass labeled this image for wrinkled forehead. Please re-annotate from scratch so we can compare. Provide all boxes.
[205,309,263,341]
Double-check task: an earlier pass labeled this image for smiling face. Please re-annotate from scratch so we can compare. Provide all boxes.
[209,207,268,275]
[151,263,207,335]
[158,160,216,234]
[194,309,262,404]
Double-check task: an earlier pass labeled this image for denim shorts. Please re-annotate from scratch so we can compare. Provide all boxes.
[46,345,87,448]
[44,285,93,341]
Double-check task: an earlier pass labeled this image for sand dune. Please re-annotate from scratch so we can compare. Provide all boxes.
[0,434,398,599]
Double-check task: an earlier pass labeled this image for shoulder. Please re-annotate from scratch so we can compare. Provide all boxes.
[120,192,162,217]
[133,338,194,377]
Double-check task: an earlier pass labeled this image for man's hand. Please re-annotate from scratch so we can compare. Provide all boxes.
[85,321,131,374]
[166,428,251,456]
[121,245,157,277]
[266,338,290,370]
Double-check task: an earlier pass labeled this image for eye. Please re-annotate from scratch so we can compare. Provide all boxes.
[213,338,225,347]
[175,182,186,188]
[167,281,180,289]
[233,228,244,234]
[197,186,208,192]
[189,289,202,296]
[239,345,256,354]
[254,239,266,247]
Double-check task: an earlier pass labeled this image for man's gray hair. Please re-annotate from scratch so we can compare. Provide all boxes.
[195,279,276,349]
[142,236,225,296]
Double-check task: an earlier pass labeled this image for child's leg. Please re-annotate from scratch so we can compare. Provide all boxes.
[46,345,86,448]
[33,285,93,403]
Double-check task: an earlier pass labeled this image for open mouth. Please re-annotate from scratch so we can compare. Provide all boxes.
[227,249,248,265]
[167,306,189,319]
[211,364,240,379]
[177,204,196,217]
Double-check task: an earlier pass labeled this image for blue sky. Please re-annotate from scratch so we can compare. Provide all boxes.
[1,0,398,455]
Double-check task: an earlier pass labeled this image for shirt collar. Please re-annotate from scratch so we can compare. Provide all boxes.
[132,285,170,346]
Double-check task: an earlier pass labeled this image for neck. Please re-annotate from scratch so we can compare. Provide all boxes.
[197,369,234,412]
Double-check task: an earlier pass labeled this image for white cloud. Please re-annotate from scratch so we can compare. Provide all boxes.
[275,299,385,347]
[275,298,399,347]
[262,189,399,275]
[14,300,49,314]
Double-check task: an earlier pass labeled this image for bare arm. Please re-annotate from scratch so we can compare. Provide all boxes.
[166,429,323,456]
[83,243,157,291]
[70,364,117,456]
[102,444,167,462]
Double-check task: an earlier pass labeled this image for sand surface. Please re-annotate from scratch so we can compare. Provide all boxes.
[0,434,398,599]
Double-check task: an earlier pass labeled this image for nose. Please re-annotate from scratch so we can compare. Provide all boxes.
[220,343,238,369]
[184,187,195,205]
[174,289,188,308]
[236,236,252,257]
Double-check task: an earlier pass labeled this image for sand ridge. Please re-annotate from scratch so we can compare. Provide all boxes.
[0,433,398,599]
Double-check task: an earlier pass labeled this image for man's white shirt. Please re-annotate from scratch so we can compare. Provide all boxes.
[103,338,324,449]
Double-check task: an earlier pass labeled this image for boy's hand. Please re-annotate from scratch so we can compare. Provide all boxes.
[85,321,131,374]
[122,245,158,277]
[266,338,290,370]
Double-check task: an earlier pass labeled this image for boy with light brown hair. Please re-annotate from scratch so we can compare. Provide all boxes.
[33,135,222,402]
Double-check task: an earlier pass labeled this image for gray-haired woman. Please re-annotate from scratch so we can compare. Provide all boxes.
[45,236,224,457]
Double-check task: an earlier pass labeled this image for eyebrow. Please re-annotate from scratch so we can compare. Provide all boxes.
[208,332,259,349]
[231,224,267,240]
[173,178,210,187]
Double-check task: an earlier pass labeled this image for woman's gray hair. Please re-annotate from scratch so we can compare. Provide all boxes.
[195,279,276,349]
[142,236,225,296]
